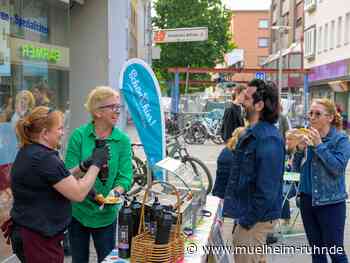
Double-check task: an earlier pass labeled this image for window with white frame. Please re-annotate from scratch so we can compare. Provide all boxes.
[258,38,269,48]
[345,13,350,45]
[337,16,343,47]
[324,23,328,51]
[305,26,316,58]
[330,20,335,49]
[318,26,323,53]
[259,19,269,29]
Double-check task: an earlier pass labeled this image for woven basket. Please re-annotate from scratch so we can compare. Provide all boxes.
[130,181,185,263]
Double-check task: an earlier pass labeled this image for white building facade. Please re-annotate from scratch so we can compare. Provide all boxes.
[304,0,350,129]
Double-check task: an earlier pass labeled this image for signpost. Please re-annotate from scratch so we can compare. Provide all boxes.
[255,71,266,80]
[153,27,208,43]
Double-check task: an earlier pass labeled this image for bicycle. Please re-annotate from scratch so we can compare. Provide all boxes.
[129,131,213,195]
[185,111,224,145]
[166,131,213,194]
[129,143,148,195]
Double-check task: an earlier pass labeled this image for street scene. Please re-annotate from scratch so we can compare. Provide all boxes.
[1,0,350,263]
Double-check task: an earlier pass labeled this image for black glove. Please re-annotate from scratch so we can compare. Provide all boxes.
[79,157,93,173]
[90,144,110,168]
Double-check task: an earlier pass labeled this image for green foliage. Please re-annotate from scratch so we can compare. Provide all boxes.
[152,0,234,90]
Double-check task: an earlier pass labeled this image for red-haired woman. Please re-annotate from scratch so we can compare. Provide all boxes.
[7,106,109,263]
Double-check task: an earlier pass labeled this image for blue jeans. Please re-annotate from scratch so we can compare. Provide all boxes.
[300,194,348,263]
[68,217,116,263]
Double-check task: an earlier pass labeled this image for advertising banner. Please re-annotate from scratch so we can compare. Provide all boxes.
[119,59,165,180]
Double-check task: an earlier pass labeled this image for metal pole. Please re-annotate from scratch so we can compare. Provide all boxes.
[184,65,190,112]
[278,28,283,99]
[303,74,309,127]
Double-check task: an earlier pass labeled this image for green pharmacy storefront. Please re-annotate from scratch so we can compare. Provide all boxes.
[0,0,70,259]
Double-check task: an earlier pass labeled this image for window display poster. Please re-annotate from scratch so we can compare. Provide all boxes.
[0,122,18,165]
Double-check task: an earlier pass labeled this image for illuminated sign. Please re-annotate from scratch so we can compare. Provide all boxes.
[21,44,61,63]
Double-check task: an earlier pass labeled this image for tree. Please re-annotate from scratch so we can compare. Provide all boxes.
[153,0,234,92]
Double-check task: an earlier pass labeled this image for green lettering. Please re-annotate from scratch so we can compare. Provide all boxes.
[22,44,33,58]
[21,45,61,63]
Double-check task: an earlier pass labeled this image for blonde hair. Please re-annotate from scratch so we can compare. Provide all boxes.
[313,98,343,130]
[15,90,36,111]
[16,106,63,147]
[84,86,119,113]
[226,127,246,150]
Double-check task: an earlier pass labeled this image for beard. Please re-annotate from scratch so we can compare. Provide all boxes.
[244,105,257,123]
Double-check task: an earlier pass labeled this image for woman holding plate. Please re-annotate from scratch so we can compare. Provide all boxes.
[65,86,133,263]
[288,98,350,263]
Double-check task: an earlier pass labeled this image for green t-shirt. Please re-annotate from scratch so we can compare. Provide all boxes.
[65,122,133,228]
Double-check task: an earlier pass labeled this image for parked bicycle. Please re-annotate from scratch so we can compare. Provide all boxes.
[167,131,213,194]
[129,131,213,195]
[185,110,224,145]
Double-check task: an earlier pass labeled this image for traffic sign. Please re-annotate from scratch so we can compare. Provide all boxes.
[255,72,266,80]
[153,27,208,43]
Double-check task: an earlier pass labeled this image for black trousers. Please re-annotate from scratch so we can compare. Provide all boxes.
[300,194,348,263]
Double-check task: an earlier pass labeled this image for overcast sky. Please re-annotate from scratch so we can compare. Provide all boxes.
[222,0,271,10]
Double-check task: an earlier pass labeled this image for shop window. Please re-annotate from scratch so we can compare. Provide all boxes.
[0,1,70,260]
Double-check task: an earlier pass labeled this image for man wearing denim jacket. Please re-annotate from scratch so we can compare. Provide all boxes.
[224,79,285,263]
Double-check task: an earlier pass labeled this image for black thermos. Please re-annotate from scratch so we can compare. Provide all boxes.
[130,196,141,237]
[118,200,133,258]
[95,139,108,184]
[150,196,163,236]
[155,210,173,245]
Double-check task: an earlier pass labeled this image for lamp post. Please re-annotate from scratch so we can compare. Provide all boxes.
[271,25,290,98]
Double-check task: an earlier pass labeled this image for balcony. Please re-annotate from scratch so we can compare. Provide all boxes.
[304,0,316,13]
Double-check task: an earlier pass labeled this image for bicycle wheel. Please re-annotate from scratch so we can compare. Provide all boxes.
[184,122,206,144]
[131,156,147,189]
[182,156,213,194]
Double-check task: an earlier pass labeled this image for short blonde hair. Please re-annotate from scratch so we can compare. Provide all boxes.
[16,90,36,110]
[84,86,119,113]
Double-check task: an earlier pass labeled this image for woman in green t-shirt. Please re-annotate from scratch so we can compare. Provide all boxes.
[65,86,133,263]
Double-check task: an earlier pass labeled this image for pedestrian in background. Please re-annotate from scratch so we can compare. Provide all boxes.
[220,85,246,143]
[290,98,350,263]
[65,86,133,263]
[224,79,285,263]
[6,106,108,263]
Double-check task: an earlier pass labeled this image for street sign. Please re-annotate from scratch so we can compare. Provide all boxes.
[255,71,266,80]
[153,27,208,43]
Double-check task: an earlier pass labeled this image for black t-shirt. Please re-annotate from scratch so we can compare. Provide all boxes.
[220,103,245,142]
[10,143,71,237]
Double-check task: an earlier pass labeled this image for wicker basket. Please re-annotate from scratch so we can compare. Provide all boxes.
[130,181,185,263]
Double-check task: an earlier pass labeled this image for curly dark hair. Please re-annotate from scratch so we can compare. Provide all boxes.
[248,79,280,124]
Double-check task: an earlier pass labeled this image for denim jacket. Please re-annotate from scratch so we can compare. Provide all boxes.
[293,127,350,206]
[223,121,285,228]
[212,147,234,199]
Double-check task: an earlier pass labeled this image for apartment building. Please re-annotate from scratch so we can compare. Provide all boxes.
[264,0,304,93]
[304,0,350,129]
[225,8,270,82]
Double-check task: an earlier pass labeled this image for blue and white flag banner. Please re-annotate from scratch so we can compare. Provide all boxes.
[119,59,166,180]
